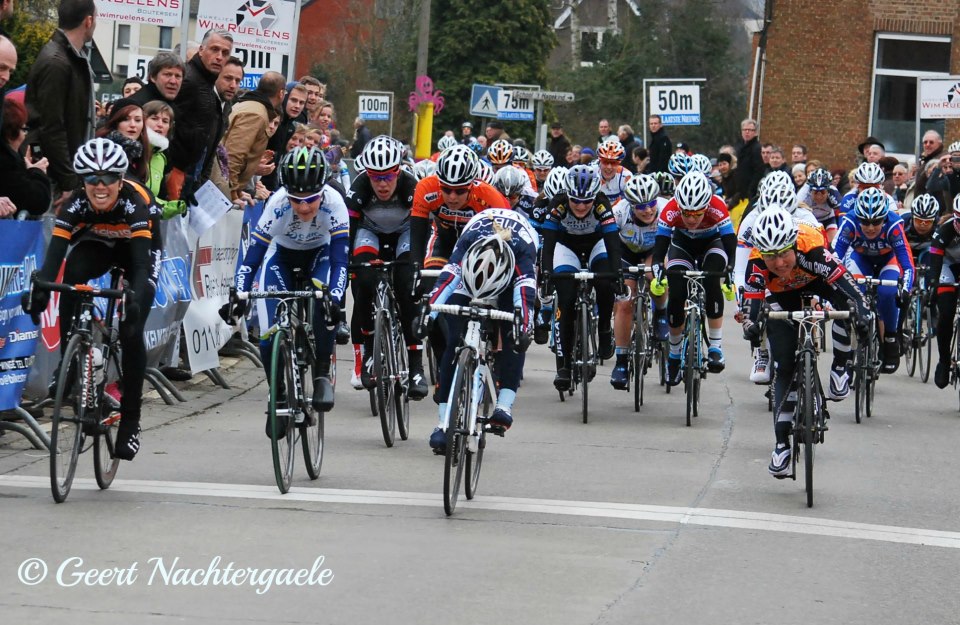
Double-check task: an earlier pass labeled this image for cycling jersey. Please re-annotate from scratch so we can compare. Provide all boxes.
[514,190,540,233]
[238,186,350,302]
[902,213,934,259]
[928,219,960,282]
[346,170,416,243]
[833,211,915,291]
[514,163,538,194]
[738,206,823,250]
[612,197,665,255]
[744,223,849,297]
[656,195,735,241]
[599,166,632,203]
[53,179,157,243]
[797,184,841,223]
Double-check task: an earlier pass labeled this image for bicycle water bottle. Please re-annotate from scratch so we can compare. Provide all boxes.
[91,347,104,387]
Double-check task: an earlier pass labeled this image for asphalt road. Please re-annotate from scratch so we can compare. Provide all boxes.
[2,313,959,625]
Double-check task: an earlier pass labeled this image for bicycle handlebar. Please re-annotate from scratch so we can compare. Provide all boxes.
[621,265,654,276]
[855,277,900,287]
[665,269,730,278]
[768,310,851,321]
[348,259,412,272]
[418,269,442,278]
[430,303,516,322]
[549,270,620,281]
[238,290,327,300]
[30,272,128,300]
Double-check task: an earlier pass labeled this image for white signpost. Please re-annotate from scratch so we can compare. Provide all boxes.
[649,84,702,125]
[357,90,395,137]
[497,90,535,121]
[126,54,154,81]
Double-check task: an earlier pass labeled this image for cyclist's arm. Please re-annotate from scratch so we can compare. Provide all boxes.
[596,199,622,272]
[804,245,870,317]
[832,216,855,260]
[236,195,284,292]
[742,254,766,322]
[888,222,915,291]
[927,223,953,284]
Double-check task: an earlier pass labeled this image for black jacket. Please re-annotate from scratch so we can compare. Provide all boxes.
[734,136,764,203]
[619,133,640,174]
[168,54,223,182]
[0,141,52,216]
[129,82,174,108]
[25,29,94,191]
[645,127,671,174]
[548,133,571,166]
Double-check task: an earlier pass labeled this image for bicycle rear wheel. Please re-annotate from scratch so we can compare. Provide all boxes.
[299,332,324,481]
[684,318,699,427]
[865,329,879,419]
[50,334,86,503]
[801,352,816,508]
[444,351,473,516]
[393,312,410,441]
[921,303,934,383]
[633,303,648,412]
[465,376,491,500]
[581,301,591,424]
[269,331,297,494]
[905,299,918,377]
[373,308,397,447]
[93,346,122,490]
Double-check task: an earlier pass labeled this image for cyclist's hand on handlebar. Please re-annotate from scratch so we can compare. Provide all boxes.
[218,290,248,324]
[721,281,737,301]
[413,306,432,341]
[613,278,627,298]
[326,300,341,328]
[22,287,50,325]
[924,283,938,307]
[854,310,873,338]
[649,276,667,297]
[896,288,911,307]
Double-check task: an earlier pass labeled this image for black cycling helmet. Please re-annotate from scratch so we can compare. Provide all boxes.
[280,146,326,195]
[807,167,832,191]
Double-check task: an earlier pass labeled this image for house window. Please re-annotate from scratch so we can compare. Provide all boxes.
[159,26,173,50]
[117,24,131,50]
[580,30,603,67]
[870,34,951,155]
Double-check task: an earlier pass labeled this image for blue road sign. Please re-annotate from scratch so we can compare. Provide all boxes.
[471,84,501,118]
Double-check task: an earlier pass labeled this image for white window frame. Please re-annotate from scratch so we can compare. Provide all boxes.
[868,33,951,159]
[579,27,614,68]
[117,24,131,50]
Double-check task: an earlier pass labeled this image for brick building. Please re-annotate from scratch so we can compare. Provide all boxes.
[752,0,960,170]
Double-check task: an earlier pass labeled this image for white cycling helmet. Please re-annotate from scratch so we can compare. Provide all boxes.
[757,184,799,214]
[487,139,514,165]
[362,135,403,172]
[493,165,528,198]
[758,170,793,195]
[947,141,960,153]
[476,159,494,184]
[752,207,799,253]
[532,150,554,169]
[597,139,625,161]
[437,135,458,151]
[667,152,691,178]
[854,161,885,185]
[542,166,568,200]
[512,145,531,165]
[74,138,129,175]
[412,159,437,181]
[854,187,890,221]
[690,153,712,175]
[460,232,516,301]
[623,173,660,206]
[910,194,939,220]
[674,172,713,213]
[566,164,602,201]
[436,145,478,187]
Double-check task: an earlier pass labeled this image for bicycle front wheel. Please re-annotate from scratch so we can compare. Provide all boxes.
[905,298,918,377]
[269,330,297,494]
[633,303,648,412]
[581,301,591,424]
[93,345,122,490]
[299,332,324,481]
[393,312,410,441]
[444,351,474,516]
[684,317,700,427]
[921,301,934,383]
[801,352,816,508]
[465,376,491,500]
[50,334,86,503]
[374,308,397,447]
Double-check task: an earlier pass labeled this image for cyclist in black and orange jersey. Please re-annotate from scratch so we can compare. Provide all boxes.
[741,208,870,477]
[24,138,163,461]
[411,144,510,383]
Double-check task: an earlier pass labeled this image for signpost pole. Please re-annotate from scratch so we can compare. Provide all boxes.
[288,0,303,79]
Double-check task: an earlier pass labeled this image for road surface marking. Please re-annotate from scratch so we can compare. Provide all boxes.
[2,474,957,549]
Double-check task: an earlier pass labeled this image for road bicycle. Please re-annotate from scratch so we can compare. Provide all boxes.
[349,256,411,447]
[30,269,127,503]
[620,265,666,411]
[431,301,516,516]
[766,307,850,508]
[550,271,619,424]
[852,277,898,423]
[667,269,729,427]
[237,272,332,494]
[903,267,933,382]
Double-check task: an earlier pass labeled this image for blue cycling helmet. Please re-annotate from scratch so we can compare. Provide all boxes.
[566,164,602,201]
[667,153,691,178]
[854,187,890,221]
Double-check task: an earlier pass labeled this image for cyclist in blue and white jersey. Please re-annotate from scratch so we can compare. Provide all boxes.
[839,162,886,216]
[798,167,842,241]
[531,150,554,188]
[227,147,349,435]
[493,165,539,227]
[833,186,915,373]
[609,173,669,389]
[597,139,632,203]
[419,208,537,452]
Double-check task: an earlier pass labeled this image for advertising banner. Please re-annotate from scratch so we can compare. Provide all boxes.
[145,217,193,368]
[95,0,184,28]
[919,78,960,120]
[195,0,297,56]
[0,222,44,410]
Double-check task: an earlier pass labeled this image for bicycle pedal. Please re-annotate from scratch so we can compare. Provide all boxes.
[485,424,506,437]
[100,412,121,427]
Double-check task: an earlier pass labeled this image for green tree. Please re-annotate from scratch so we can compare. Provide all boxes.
[548,0,749,153]
[1,9,57,91]
[428,0,556,145]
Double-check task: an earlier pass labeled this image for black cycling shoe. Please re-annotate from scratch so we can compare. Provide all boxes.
[533,320,550,345]
[666,355,682,386]
[553,368,571,392]
[599,330,615,361]
[312,377,335,412]
[114,419,141,461]
[881,338,900,374]
[935,361,950,389]
[336,320,351,345]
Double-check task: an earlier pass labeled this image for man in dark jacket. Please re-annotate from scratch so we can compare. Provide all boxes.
[24,0,97,207]
[733,118,764,207]
[617,124,640,174]
[130,51,184,107]
[263,83,309,190]
[547,122,571,166]
[645,114,671,174]
[350,117,371,158]
[165,28,233,201]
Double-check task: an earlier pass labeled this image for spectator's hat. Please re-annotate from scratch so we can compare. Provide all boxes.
[488,121,504,130]
[717,153,733,165]
[676,141,690,152]
[857,136,885,155]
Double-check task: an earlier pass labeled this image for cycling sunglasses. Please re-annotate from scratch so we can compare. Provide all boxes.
[568,197,594,206]
[83,173,121,186]
[631,200,658,211]
[860,217,885,227]
[759,245,795,260]
[289,192,323,204]
[369,168,399,183]
[439,185,470,196]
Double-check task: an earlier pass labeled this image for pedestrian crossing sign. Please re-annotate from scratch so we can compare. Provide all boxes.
[471,84,501,118]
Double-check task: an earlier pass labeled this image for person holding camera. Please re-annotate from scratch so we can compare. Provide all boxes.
[925,141,960,216]
[0,98,51,217]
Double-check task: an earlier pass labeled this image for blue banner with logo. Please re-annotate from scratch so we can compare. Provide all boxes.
[0,221,45,410]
